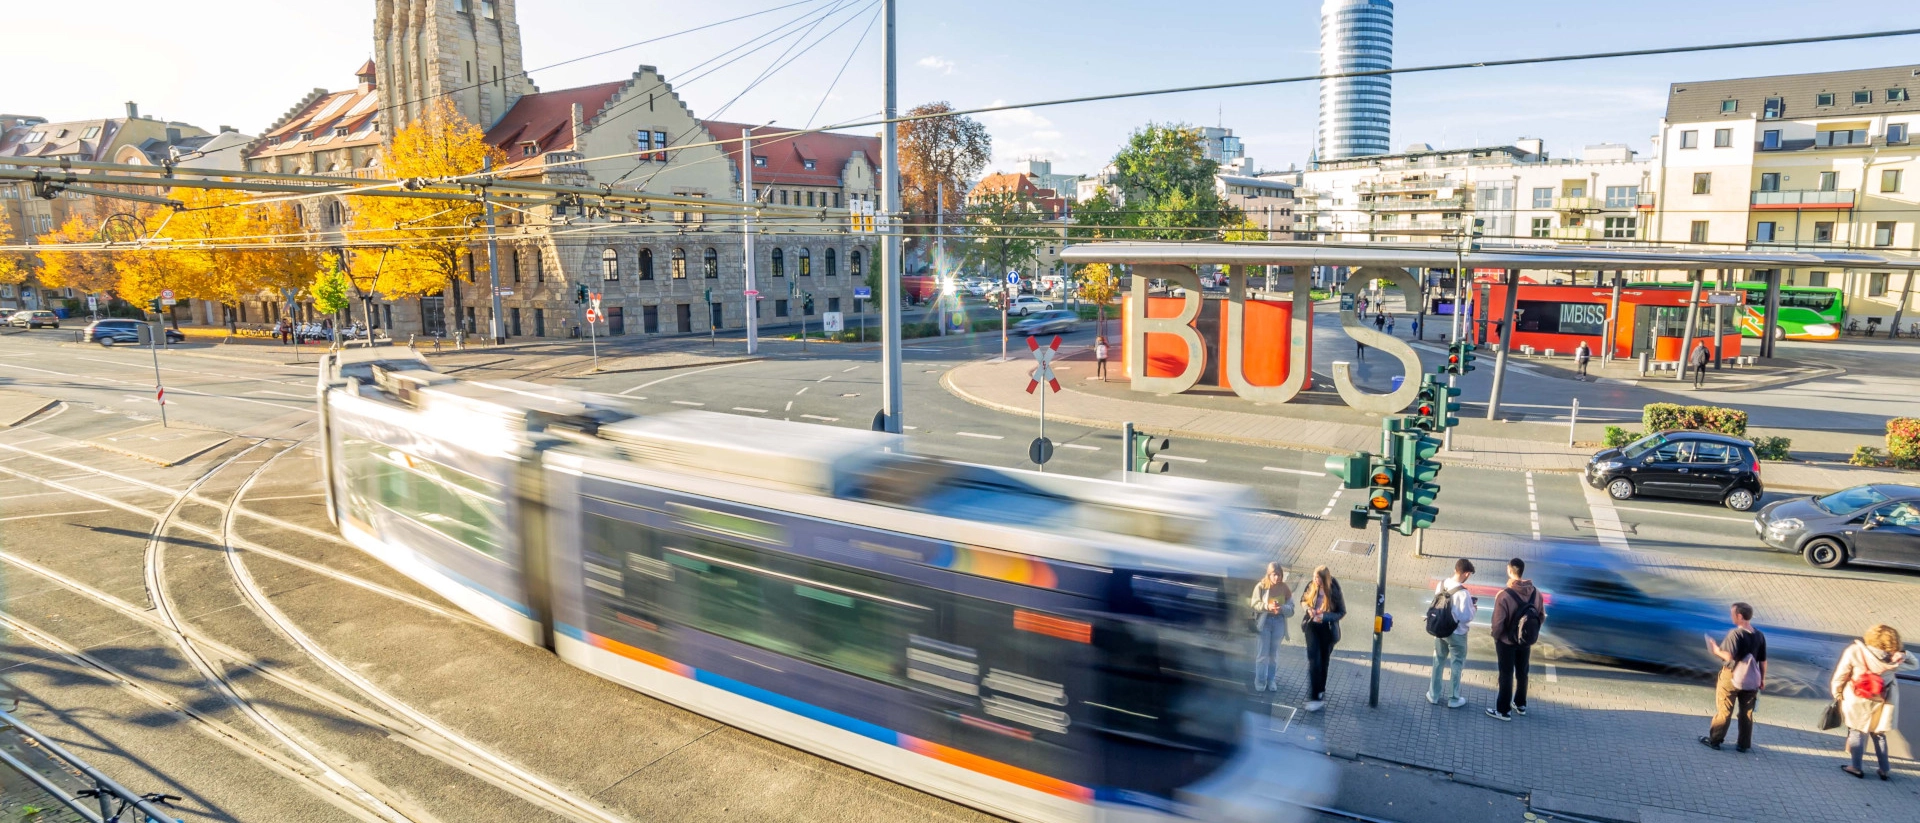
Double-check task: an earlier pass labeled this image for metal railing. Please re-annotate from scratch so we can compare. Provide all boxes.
[1550,196,1599,212]
[0,713,180,823]
[1360,195,1467,212]
[1549,225,1600,241]
[1751,189,1855,207]
[1356,176,1460,193]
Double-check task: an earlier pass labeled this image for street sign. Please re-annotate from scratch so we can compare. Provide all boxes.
[1707,292,1739,306]
[589,292,602,311]
[160,288,176,306]
[1025,335,1061,394]
[1006,271,1021,285]
[494,288,514,296]
[86,295,98,311]
[585,308,601,323]
[853,286,871,299]
[1028,437,1054,465]
[822,311,844,333]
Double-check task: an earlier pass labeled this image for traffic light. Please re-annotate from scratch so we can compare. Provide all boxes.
[1365,457,1398,518]
[148,297,163,315]
[1451,340,1478,375]
[1395,429,1443,535]
[575,284,588,304]
[1130,429,1170,474]
[1412,376,1461,431]
[1325,451,1371,489]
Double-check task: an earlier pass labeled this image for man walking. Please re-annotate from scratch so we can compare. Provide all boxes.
[1427,559,1476,708]
[1095,337,1110,381]
[1575,340,1591,378]
[1487,558,1543,721]
[1701,602,1767,752]
[1689,342,1710,389]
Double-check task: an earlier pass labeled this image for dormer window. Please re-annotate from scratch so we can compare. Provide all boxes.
[267,136,280,146]
[298,131,313,141]
[521,141,538,157]
[803,159,816,170]
[753,155,767,167]
[335,126,349,137]
[82,127,99,139]
[55,129,67,138]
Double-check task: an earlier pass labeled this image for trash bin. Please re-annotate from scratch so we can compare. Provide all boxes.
[1892,672,1920,760]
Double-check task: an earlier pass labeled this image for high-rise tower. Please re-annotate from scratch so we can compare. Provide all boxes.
[1317,0,1393,161]
[374,0,534,132]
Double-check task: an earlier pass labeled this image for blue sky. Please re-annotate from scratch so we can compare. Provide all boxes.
[11,1,1919,177]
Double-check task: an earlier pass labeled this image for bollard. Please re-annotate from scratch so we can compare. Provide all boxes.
[1638,351,1649,376]
[1569,398,1580,447]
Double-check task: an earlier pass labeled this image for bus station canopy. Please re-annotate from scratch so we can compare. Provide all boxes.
[1059,242,1920,271]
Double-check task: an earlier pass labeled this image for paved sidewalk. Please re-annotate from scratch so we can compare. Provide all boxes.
[942,354,1916,492]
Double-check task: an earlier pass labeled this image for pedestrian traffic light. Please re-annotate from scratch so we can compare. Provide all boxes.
[1412,376,1461,431]
[1395,429,1443,535]
[1325,451,1371,489]
[1450,340,1478,374]
[1130,429,1170,474]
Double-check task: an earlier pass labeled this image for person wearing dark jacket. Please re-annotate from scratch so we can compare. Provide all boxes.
[1299,565,1346,712]
[1487,558,1543,721]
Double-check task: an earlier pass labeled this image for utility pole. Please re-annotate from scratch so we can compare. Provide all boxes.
[1445,236,1465,450]
[878,0,904,433]
[482,156,504,344]
[1677,270,1702,381]
[937,179,946,337]
[1484,269,1520,420]
[742,127,759,355]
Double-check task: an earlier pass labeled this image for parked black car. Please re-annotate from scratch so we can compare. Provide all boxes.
[1754,484,1920,569]
[83,319,184,346]
[1586,431,1764,511]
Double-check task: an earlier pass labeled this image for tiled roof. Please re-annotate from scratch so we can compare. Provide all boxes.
[702,120,880,187]
[968,172,1065,215]
[0,119,118,161]
[1667,65,1920,122]
[250,78,382,160]
[485,81,627,172]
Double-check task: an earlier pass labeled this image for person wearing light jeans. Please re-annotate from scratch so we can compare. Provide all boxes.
[1428,559,1476,708]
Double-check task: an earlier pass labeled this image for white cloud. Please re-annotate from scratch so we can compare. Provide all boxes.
[1030,130,1062,140]
[979,102,1052,130]
[916,55,956,74]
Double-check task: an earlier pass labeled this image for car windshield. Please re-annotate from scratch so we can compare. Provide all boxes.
[1814,486,1891,516]
[1620,434,1667,460]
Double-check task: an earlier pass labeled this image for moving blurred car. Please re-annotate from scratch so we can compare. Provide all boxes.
[1754,484,1920,569]
[1012,309,1079,336]
[83,319,184,346]
[1527,544,1858,695]
[1586,431,1764,511]
[7,310,60,328]
[1007,295,1052,316]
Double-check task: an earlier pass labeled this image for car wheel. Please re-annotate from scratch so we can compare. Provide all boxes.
[99,338,116,347]
[1803,538,1846,569]
[1723,488,1757,512]
[1606,477,1635,500]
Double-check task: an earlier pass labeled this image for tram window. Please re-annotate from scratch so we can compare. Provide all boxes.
[347,440,505,559]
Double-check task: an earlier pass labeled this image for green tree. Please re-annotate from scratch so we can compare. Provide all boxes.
[958,190,1053,290]
[898,102,992,261]
[311,254,352,319]
[1072,123,1243,242]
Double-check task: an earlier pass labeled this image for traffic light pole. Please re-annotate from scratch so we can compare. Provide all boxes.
[1368,417,1394,708]
[481,157,504,345]
[742,127,759,355]
[877,0,905,434]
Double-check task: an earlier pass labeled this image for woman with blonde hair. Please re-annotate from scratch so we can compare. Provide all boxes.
[1298,565,1345,712]
[1831,624,1907,779]
[1249,563,1293,693]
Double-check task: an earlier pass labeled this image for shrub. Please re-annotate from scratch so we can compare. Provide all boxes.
[1851,446,1890,468]
[1603,426,1641,448]
[1643,403,1747,438]
[1751,435,1793,462]
[1888,418,1920,469]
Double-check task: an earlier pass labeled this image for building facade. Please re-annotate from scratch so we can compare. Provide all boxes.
[1317,0,1393,161]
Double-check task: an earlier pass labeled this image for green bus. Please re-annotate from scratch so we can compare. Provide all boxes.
[1628,281,1846,341]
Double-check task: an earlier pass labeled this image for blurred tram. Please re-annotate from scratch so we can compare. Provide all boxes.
[316,348,1332,823]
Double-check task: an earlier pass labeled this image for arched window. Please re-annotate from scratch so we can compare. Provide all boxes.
[825,247,837,276]
[850,248,863,278]
[639,248,654,280]
[771,248,785,277]
[798,248,811,276]
[601,248,619,280]
[703,248,718,278]
[671,248,687,279]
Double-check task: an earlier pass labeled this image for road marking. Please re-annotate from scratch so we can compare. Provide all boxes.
[732,407,769,414]
[1062,443,1100,451]
[1612,506,1753,524]
[1526,472,1541,541]
[955,432,1004,440]
[619,360,756,396]
[904,425,918,430]
[244,493,327,501]
[796,386,809,395]
[841,366,859,373]
[0,491,64,502]
[1545,664,1559,683]
[1264,466,1326,477]
[670,400,706,407]
[247,389,307,398]
[816,375,833,382]
[1579,475,1634,552]
[1320,485,1344,519]
[785,401,793,411]
[800,414,840,422]
[1159,454,1207,463]
[0,508,110,522]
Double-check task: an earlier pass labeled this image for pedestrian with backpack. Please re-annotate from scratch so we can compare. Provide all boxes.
[1299,565,1345,712]
[1700,602,1767,752]
[1487,558,1543,721]
[1249,563,1293,693]
[1830,624,1906,779]
[1427,559,1477,708]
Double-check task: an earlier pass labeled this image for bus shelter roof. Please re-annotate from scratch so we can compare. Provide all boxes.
[1058,242,1920,271]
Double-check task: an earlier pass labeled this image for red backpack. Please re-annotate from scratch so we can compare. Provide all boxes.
[1852,671,1885,701]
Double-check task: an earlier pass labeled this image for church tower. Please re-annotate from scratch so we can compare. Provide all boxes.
[374,0,533,133]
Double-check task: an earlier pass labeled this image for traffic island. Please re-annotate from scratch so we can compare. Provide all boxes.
[0,390,57,427]
[87,423,232,467]
[1502,351,1844,391]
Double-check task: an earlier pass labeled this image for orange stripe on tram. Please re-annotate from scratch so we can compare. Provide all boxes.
[903,737,1094,802]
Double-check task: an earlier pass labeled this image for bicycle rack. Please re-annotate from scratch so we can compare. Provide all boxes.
[0,712,180,823]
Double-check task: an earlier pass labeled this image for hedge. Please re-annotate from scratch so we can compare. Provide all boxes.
[1603,426,1641,448]
[1643,403,1747,438]
[1888,418,1920,469]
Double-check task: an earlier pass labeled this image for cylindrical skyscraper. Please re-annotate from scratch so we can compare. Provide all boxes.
[1317,0,1393,161]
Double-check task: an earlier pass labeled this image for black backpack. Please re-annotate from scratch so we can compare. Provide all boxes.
[1503,589,1544,645]
[1425,588,1461,638]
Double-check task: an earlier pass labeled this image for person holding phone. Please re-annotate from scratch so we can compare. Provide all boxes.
[1249,563,1292,693]
[1299,566,1345,712]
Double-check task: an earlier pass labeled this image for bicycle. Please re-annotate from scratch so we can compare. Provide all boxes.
[76,789,181,822]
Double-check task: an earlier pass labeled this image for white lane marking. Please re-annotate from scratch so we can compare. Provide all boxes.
[0,491,65,502]
[841,366,859,373]
[1062,444,1100,451]
[1579,475,1634,552]
[1526,472,1541,541]
[955,432,1004,440]
[904,425,918,430]
[800,414,840,422]
[1546,664,1559,683]
[784,401,794,411]
[670,400,706,407]
[796,386,809,395]
[0,509,111,522]
[242,493,327,501]
[732,407,769,414]
[816,375,832,382]
[1320,485,1344,519]
[247,389,307,398]
[619,360,756,396]
[1611,505,1753,524]
[1264,466,1326,477]
[1159,454,1207,463]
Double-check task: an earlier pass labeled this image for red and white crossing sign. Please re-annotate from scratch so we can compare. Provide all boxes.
[589,292,603,311]
[155,385,165,406]
[1025,335,1061,394]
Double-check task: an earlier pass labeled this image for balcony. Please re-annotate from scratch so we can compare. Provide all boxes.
[1360,195,1467,212]
[542,151,586,175]
[1372,218,1463,234]
[1549,225,1599,241]
[1357,176,1460,194]
[1750,189,1855,210]
[1551,196,1600,213]
[1636,192,1656,210]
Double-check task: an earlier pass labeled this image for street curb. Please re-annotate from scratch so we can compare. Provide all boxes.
[561,356,765,378]
[1515,356,1847,392]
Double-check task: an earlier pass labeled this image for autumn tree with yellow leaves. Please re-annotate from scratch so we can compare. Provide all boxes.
[112,189,316,329]
[350,99,502,333]
[0,216,32,287]
[36,210,125,296]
